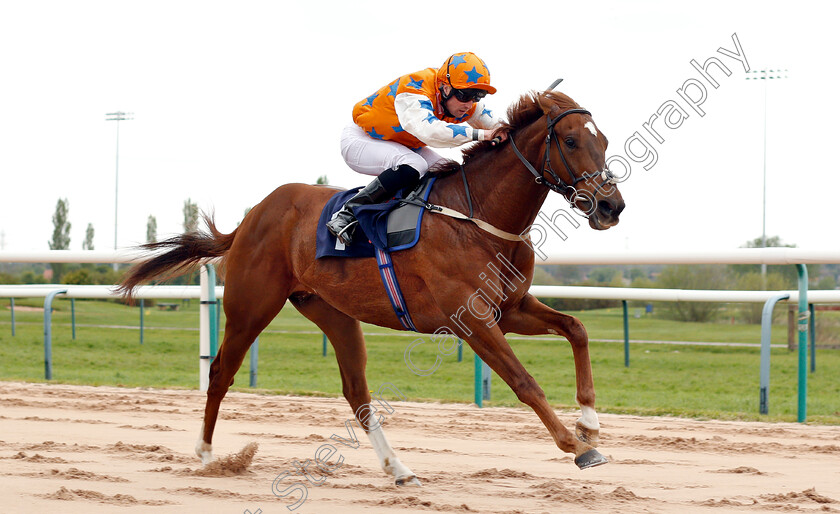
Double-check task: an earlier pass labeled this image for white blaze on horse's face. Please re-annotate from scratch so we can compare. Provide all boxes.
[584,121,598,137]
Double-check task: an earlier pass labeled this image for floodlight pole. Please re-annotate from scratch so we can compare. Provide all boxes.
[105,111,133,271]
[745,69,787,283]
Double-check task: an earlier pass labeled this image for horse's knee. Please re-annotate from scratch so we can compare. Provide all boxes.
[206,375,232,399]
[565,317,588,348]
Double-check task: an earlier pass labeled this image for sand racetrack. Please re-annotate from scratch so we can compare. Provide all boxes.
[1,381,839,513]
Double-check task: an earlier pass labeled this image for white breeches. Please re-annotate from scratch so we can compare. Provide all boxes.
[340,124,445,177]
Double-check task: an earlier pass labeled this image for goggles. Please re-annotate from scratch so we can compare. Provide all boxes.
[450,87,487,103]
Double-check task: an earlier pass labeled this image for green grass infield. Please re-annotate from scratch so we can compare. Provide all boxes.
[1,298,838,424]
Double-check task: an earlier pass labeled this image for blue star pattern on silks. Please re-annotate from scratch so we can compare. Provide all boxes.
[407,76,424,90]
[481,108,492,118]
[391,124,404,133]
[418,99,434,111]
[446,124,468,137]
[449,54,468,69]
[367,128,384,140]
[387,81,399,97]
[424,112,438,124]
[362,92,379,107]
[464,66,484,83]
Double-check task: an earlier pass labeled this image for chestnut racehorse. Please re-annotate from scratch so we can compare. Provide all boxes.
[118,90,625,485]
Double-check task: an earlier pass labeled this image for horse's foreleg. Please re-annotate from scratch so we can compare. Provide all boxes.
[290,293,421,486]
[448,294,605,469]
[498,293,600,448]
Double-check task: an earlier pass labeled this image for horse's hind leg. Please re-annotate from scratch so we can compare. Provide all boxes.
[195,271,289,465]
[289,293,421,486]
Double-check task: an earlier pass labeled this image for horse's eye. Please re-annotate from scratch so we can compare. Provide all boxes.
[564,137,576,148]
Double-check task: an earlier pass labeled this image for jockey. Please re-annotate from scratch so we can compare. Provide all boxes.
[327,51,508,245]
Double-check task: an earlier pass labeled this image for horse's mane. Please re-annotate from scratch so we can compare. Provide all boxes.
[432,91,581,175]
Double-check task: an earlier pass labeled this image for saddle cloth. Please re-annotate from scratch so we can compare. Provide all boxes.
[315,176,437,259]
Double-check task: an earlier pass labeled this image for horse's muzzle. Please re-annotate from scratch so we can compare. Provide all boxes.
[590,198,625,230]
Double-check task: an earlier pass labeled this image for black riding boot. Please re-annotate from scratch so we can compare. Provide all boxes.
[327,164,420,245]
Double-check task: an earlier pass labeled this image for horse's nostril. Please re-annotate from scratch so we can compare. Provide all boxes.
[597,201,612,217]
[597,200,624,218]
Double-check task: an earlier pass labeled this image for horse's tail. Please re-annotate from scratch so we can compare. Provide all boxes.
[116,213,235,300]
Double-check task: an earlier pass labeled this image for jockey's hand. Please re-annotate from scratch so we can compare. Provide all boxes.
[487,127,509,146]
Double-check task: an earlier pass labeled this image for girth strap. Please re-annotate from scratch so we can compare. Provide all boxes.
[375,247,418,331]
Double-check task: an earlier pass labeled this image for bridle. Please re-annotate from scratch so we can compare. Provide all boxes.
[402,107,619,241]
[509,107,617,202]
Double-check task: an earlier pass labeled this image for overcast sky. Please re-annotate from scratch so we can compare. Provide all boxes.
[1,1,837,257]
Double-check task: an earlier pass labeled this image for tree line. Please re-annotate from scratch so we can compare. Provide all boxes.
[536,236,839,324]
[0,198,207,285]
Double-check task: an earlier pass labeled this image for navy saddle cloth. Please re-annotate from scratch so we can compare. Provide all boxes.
[315,176,437,259]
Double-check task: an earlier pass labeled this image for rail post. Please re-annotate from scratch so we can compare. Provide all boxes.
[43,289,67,380]
[759,293,789,414]
[199,267,211,391]
[10,298,15,336]
[139,299,144,344]
[250,337,259,388]
[809,303,815,373]
[474,354,491,407]
[795,264,808,422]
[482,361,491,401]
[216,298,221,343]
[205,264,218,359]
[474,354,483,408]
[622,300,630,367]
[71,298,76,340]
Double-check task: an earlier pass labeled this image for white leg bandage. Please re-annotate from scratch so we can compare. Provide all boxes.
[195,422,214,465]
[577,405,600,430]
[366,424,418,484]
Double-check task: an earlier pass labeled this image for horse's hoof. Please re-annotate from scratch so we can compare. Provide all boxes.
[395,475,422,487]
[575,421,600,447]
[575,449,608,470]
[195,440,213,466]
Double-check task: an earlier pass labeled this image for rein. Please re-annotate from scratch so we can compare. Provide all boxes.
[400,107,620,242]
[509,108,617,201]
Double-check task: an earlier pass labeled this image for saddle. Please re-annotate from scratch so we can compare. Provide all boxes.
[315,176,437,259]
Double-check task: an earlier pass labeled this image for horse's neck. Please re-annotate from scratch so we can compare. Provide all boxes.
[456,125,550,235]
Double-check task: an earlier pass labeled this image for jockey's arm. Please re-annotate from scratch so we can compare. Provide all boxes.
[395,92,493,148]
[465,101,502,130]
[466,101,508,143]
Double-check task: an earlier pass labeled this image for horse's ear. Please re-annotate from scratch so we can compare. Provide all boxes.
[536,93,558,116]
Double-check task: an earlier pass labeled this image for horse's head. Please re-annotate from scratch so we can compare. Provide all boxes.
[511,92,625,230]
